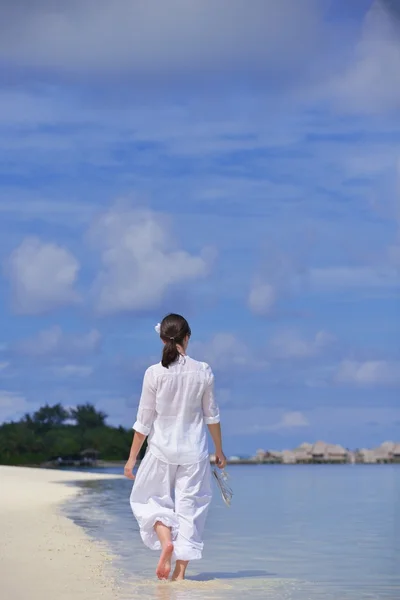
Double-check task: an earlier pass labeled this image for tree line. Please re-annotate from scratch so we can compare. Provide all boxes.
[0,403,145,466]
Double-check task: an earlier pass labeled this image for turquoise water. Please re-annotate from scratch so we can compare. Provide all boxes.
[66,464,400,599]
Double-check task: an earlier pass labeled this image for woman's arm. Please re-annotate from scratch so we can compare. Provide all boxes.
[207,422,226,469]
[124,431,146,480]
[124,367,156,480]
[202,364,226,469]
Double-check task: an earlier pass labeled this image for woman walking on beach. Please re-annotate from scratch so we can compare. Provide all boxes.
[124,313,226,581]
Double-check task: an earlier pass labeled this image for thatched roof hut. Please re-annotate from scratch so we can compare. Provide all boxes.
[393,444,400,460]
[326,444,348,461]
[293,448,312,463]
[298,442,313,451]
[282,450,296,464]
[311,441,327,458]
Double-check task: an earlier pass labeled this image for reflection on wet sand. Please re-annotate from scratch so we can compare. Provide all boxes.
[126,576,302,600]
[154,579,241,600]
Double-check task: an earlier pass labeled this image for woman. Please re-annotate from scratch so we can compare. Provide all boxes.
[124,313,226,581]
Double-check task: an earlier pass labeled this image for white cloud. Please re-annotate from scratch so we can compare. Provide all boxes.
[90,207,209,314]
[278,411,310,429]
[0,1,327,83]
[335,360,400,387]
[248,253,296,316]
[328,0,400,113]
[4,237,80,314]
[191,332,268,372]
[53,365,93,378]
[252,411,310,433]
[270,330,335,359]
[248,281,277,316]
[15,326,101,358]
[0,390,29,422]
[308,266,400,291]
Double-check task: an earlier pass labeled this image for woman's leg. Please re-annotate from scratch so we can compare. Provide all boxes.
[130,454,179,579]
[154,521,174,580]
[172,560,189,581]
[173,458,212,578]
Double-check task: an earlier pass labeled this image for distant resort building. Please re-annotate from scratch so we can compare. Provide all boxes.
[356,442,400,464]
[254,441,350,464]
[253,441,400,465]
[212,443,400,465]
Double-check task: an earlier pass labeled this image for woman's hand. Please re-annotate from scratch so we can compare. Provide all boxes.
[215,450,227,469]
[124,458,136,480]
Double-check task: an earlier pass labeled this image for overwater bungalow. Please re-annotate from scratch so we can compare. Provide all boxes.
[255,441,350,464]
[355,441,400,463]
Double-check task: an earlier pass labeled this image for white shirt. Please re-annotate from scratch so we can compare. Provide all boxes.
[133,355,220,465]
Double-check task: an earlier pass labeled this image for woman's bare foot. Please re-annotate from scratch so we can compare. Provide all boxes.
[156,542,174,580]
[171,559,189,581]
[154,521,173,580]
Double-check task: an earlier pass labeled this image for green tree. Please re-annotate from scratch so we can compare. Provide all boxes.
[70,404,107,429]
[0,422,45,464]
[0,403,136,465]
[31,404,69,431]
[43,428,81,457]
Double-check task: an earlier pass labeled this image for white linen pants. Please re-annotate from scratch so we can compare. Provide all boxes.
[130,451,212,561]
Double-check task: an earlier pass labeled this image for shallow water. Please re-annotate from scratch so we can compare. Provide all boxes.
[65,464,400,599]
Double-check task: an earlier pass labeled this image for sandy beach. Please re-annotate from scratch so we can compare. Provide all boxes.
[0,465,123,600]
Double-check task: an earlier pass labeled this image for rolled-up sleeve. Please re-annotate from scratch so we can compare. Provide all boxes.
[202,364,220,425]
[133,368,156,436]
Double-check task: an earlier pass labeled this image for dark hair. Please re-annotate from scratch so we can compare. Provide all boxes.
[159,313,191,368]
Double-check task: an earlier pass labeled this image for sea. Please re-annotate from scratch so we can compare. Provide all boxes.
[64,464,400,600]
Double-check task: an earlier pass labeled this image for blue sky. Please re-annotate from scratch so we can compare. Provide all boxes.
[0,0,399,455]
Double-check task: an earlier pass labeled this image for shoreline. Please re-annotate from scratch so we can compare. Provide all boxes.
[0,465,124,600]
[81,459,400,468]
